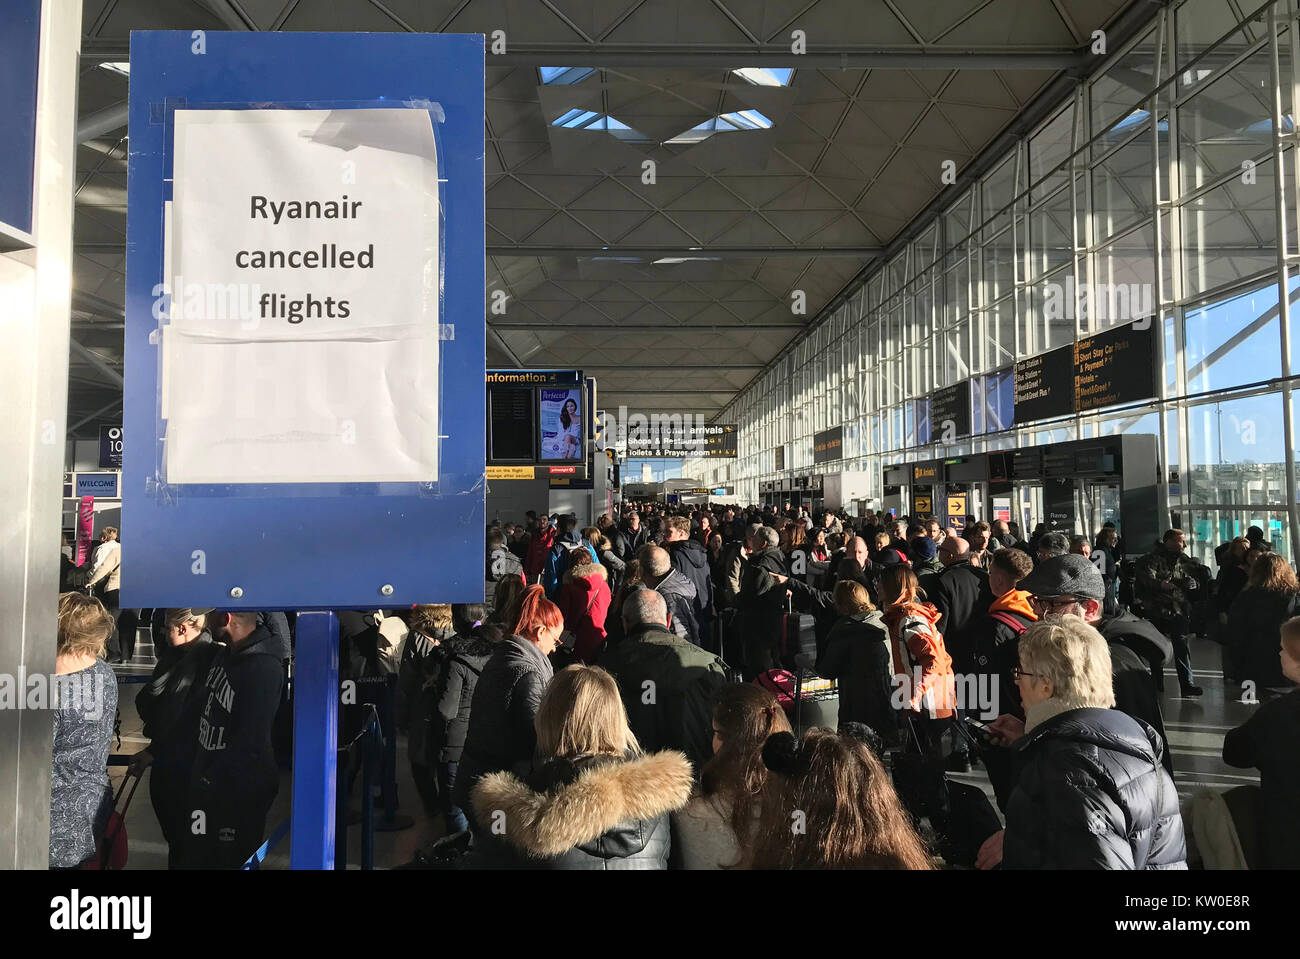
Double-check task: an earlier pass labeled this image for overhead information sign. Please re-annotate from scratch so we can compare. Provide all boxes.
[930,380,971,439]
[486,369,587,471]
[488,386,535,462]
[625,423,737,458]
[1013,345,1074,423]
[813,426,843,465]
[1014,322,1157,424]
[1073,322,1156,413]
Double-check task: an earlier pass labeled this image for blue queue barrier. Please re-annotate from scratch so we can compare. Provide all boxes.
[335,703,381,870]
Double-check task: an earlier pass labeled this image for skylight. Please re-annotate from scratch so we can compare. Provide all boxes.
[552,108,650,142]
[540,66,596,85]
[666,109,774,144]
[99,62,130,77]
[732,67,792,86]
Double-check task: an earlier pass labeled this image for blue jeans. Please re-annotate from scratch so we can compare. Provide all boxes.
[438,761,468,835]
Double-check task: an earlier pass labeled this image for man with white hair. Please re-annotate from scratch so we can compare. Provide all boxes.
[638,544,699,645]
[599,589,730,768]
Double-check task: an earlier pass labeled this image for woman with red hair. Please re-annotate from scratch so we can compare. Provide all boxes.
[452,585,561,835]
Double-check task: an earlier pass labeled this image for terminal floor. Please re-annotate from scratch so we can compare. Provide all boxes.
[108,635,1262,869]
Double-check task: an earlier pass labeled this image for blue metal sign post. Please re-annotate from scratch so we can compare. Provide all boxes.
[125,32,485,868]
[290,611,338,869]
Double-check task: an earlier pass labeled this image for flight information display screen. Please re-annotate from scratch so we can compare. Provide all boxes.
[488,386,535,463]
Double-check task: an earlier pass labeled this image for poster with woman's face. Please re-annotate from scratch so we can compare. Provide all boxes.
[539,387,583,461]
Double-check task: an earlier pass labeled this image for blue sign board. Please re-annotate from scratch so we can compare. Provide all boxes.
[123,32,485,609]
[0,0,40,240]
[76,473,120,498]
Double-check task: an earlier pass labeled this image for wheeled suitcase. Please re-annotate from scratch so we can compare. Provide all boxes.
[780,595,817,668]
[87,762,142,870]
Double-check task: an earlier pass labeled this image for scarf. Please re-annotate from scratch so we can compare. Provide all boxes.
[1024,698,1076,734]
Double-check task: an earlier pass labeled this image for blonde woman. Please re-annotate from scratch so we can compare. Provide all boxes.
[471,664,693,869]
[977,616,1186,870]
[50,593,119,869]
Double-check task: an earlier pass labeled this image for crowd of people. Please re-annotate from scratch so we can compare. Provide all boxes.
[47,501,1298,870]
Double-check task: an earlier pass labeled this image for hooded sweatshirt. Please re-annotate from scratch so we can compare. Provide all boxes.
[191,625,284,805]
[971,589,1037,718]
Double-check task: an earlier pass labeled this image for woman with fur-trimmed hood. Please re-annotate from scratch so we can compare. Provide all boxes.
[471,665,693,870]
[556,551,611,664]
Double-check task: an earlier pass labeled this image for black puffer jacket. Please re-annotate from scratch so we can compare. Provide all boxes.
[432,628,499,764]
[815,610,895,738]
[470,751,693,869]
[452,634,554,820]
[1002,707,1186,870]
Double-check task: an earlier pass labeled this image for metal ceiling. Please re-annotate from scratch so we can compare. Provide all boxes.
[68,0,1145,434]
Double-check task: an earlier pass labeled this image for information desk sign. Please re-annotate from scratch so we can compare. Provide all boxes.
[123,32,485,610]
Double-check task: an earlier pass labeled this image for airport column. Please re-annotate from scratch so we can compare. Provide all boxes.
[0,0,81,869]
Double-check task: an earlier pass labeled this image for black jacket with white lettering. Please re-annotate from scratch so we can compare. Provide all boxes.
[191,625,284,804]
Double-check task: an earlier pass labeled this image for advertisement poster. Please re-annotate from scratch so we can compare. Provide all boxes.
[539,387,582,461]
[76,496,95,566]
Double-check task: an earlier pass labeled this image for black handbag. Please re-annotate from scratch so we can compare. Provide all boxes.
[891,717,1002,868]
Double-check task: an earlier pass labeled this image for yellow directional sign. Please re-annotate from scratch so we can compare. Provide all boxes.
[486,466,535,480]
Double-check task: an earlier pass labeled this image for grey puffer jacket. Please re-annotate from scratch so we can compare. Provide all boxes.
[654,569,699,645]
[1002,706,1186,870]
[470,750,693,869]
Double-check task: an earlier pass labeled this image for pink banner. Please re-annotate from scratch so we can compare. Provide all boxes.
[76,496,94,566]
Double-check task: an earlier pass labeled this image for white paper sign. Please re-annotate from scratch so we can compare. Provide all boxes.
[164,108,440,484]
